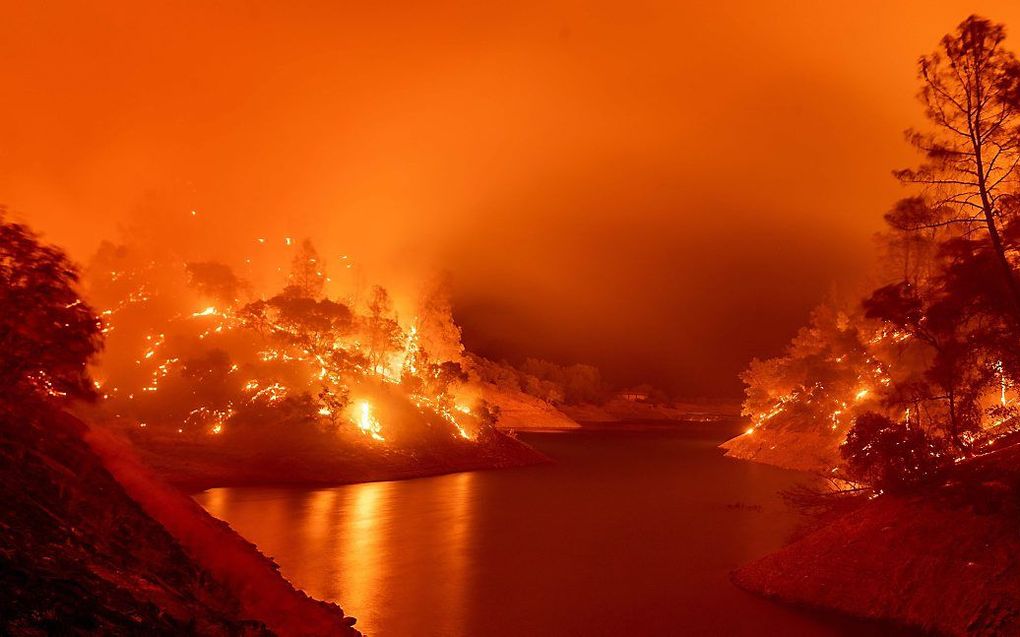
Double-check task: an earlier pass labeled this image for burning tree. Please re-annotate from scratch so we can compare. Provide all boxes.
[728,16,1020,485]
[85,233,492,448]
[415,276,465,365]
[864,14,1020,455]
[363,285,402,375]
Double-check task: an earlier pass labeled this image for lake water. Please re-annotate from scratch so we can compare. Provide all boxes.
[196,428,904,636]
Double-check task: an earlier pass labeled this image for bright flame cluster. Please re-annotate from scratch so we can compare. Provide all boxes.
[89,231,482,445]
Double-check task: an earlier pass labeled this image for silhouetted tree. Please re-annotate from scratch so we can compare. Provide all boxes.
[287,239,325,299]
[317,384,350,432]
[864,236,1020,450]
[241,294,355,372]
[0,210,102,405]
[363,285,401,374]
[892,16,1020,317]
[428,360,469,400]
[416,276,464,363]
[467,355,523,392]
[739,16,1020,483]
[186,261,245,304]
[519,358,604,404]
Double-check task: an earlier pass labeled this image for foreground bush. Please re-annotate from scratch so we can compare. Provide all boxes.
[841,412,944,493]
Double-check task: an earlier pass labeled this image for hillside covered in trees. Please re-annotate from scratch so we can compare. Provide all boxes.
[726,16,1020,635]
[72,218,558,488]
[0,212,360,635]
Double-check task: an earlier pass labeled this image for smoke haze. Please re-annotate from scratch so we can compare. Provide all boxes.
[5,1,1020,395]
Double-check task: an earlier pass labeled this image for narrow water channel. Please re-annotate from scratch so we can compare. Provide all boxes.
[197,428,905,636]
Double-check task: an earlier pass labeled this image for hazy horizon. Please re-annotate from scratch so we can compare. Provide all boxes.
[6,1,1020,396]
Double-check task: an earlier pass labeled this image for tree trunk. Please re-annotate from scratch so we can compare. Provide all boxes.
[984,213,1020,315]
[974,139,1020,320]
[947,391,963,450]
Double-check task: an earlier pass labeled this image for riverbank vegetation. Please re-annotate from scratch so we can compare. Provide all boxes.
[0,211,360,634]
[726,16,1020,634]
[474,354,738,426]
[73,216,551,487]
[728,15,1020,486]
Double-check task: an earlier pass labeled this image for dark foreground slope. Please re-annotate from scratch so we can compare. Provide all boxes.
[0,406,360,636]
[734,458,1020,636]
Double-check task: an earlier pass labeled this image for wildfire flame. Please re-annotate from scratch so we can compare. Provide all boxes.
[88,231,485,448]
[355,401,385,441]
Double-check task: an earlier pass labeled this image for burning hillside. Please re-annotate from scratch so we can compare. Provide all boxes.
[76,218,546,488]
[721,304,917,473]
[722,299,1020,476]
[0,210,366,634]
[725,17,1020,485]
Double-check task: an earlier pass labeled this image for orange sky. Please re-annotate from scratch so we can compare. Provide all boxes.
[4,1,1020,395]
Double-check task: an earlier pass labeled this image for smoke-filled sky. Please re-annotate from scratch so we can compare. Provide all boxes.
[4,1,1020,396]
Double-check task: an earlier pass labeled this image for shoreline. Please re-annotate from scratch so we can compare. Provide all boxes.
[724,443,1020,636]
[143,416,745,494]
[178,451,551,494]
[133,429,550,494]
[731,492,1020,636]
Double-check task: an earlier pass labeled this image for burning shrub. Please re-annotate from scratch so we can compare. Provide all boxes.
[840,412,944,493]
[225,392,327,449]
[740,303,904,440]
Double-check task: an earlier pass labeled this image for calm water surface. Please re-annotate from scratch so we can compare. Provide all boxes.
[196,428,901,636]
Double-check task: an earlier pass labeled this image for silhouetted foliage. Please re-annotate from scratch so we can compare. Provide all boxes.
[288,239,325,299]
[742,17,1020,488]
[0,210,101,405]
[317,384,350,432]
[415,276,464,363]
[363,286,401,373]
[470,355,607,405]
[841,412,945,493]
[519,358,605,404]
[894,15,1020,317]
[186,261,245,304]
[245,294,354,344]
